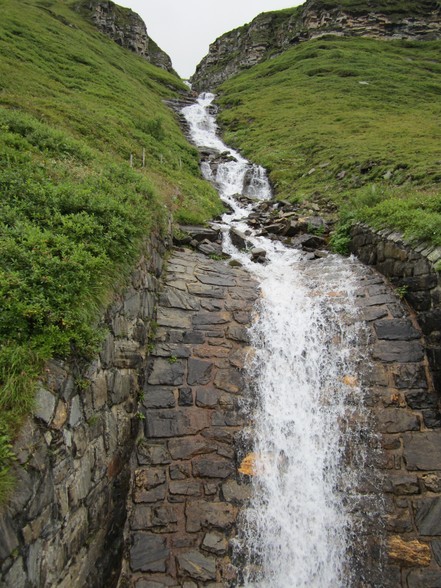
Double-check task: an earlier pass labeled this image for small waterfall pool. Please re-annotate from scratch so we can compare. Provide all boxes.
[181,93,369,587]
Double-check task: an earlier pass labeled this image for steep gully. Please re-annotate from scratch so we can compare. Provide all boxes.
[119,94,441,587]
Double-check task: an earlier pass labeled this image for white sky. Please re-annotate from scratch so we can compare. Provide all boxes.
[115,1,304,78]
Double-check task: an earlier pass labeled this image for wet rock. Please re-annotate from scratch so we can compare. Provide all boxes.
[372,341,424,363]
[202,531,228,555]
[192,456,234,478]
[407,569,441,588]
[177,226,221,243]
[178,387,193,407]
[230,228,250,250]
[403,431,441,470]
[374,319,420,341]
[251,248,267,263]
[130,534,169,572]
[143,387,176,409]
[185,501,236,532]
[168,438,216,460]
[177,551,216,582]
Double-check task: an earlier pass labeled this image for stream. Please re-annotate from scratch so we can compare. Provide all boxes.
[181,93,371,587]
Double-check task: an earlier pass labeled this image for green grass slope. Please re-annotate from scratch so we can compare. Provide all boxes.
[0,0,222,498]
[217,36,441,248]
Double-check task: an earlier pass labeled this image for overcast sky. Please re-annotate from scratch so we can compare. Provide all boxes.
[115,1,303,78]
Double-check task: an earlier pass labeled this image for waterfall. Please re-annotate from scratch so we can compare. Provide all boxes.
[182,94,368,587]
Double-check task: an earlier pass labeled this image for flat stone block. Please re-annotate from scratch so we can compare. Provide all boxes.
[394,364,428,390]
[192,456,234,479]
[372,340,424,363]
[214,368,244,393]
[415,497,441,535]
[374,319,420,341]
[185,501,236,533]
[404,431,441,470]
[168,438,216,460]
[177,551,216,582]
[143,386,176,409]
[157,307,192,329]
[130,534,169,573]
[202,531,228,555]
[148,359,185,386]
[377,408,419,433]
[145,409,209,438]
[407,570,441,588]
[169,481,202,497]
[188,358,214,386]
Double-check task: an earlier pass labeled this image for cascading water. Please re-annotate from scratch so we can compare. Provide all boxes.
[182,93,370,587]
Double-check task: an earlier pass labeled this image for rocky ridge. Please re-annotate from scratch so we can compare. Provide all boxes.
[78,0,176,74]
[191,0,441,90]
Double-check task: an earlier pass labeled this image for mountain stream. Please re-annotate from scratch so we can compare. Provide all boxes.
[181,93,372,588]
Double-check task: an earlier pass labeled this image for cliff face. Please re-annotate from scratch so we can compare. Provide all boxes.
[79,0,176,74]
[191,0,441,90]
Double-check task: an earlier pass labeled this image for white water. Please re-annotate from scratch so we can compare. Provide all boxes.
[182,94,366,587]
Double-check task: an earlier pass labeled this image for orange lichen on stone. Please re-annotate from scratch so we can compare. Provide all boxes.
[388,536,431,567]
[342,375,358,388]
[238,453,259,476]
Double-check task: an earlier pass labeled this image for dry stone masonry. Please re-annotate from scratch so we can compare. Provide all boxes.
[351,223,441,394]
[118,249,258,587]
[0,232,169,588]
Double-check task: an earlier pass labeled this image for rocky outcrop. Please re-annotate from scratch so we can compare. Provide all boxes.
[78,0,176,74]
[191,0,441,90]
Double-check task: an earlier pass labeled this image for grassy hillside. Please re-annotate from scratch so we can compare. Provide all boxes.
[0,0,222,498]
[217,36,441,247]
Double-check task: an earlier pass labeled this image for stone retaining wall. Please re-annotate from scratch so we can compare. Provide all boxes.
[118,249,259,587]
[0,231,169,588]
[350,223,441,393]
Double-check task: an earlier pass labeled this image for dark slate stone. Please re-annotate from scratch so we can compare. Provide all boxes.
[143,386,176,409]
[385,474,419,495]
[196,387,221,408]
[419,309,441,336]
[0,512,19,560]
[177,551,216,582]
[185,501,236,532]
[148,358,185,386]
[168,438,216,460]
[415,497,441,534]
[195,273,236,287]
[226,326,249,342]
[407,569,441,588]
[394,365,428,389]
[406,291,431,311]
[192,313,229,326]
[145,410,192,438]
[178,387,193,407]
[372,341,424,363]
[182,330,205,344]
[432,539,441,566]
[151,505,178,527]
[374,319,420,341]
[159,287,200,310]
[202,531,228,555]
[214,368,245,393]
[405,390,437,410]
[377,408,419,434]
[422,409,441,429]
[137,441,171,466]
[192,456,234,479]
[188,358,214,386]
[169,481,202,497]
[404,431,441,470]
[187,283,226,299]
[169,463,191,480]
[130,534,169,573]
